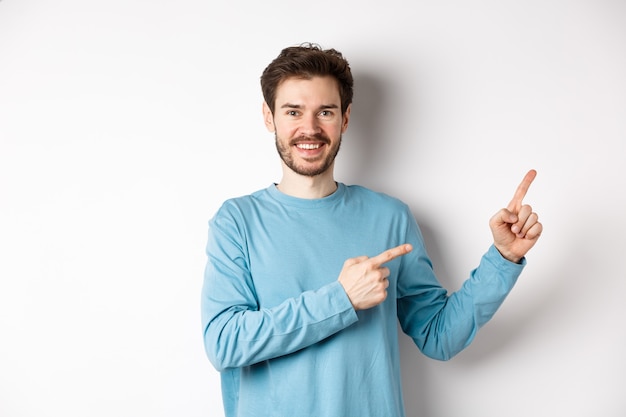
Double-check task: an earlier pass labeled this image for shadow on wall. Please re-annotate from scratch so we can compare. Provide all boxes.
[336,69,406,189]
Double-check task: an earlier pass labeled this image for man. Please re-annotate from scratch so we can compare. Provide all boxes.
[201,43,542,417]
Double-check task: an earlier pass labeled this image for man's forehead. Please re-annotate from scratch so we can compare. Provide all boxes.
[275,76,341,105]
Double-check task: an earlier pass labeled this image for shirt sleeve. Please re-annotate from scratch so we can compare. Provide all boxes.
[201,205,358,372]
[396,213,525,361]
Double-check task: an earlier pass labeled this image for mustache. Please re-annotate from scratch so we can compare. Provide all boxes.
[289,133,331,146]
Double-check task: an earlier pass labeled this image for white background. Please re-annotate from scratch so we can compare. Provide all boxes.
[1,1,625,416]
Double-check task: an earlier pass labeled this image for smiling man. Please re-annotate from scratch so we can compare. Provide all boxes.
[201,43,542,417]
[264,71,349,197]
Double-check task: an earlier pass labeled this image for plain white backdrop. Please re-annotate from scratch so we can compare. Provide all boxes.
[1,1,625,416]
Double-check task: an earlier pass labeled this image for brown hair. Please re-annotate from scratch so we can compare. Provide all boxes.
[260,43,354,114]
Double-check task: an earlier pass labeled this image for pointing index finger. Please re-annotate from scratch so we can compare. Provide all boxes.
[507,169,537,212]
[369,244,413,267]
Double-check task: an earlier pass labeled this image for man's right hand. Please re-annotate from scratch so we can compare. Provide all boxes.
[338,244,412,310]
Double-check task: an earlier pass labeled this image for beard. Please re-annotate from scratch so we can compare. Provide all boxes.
[274,133,342,177]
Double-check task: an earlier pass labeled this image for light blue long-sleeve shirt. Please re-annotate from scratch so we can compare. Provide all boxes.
[202,183,525,417]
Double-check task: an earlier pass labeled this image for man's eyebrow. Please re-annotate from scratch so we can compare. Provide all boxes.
[279,103,339,109]
[280,103,302,109]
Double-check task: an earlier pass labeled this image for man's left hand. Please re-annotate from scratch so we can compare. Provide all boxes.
[489,169,543,263]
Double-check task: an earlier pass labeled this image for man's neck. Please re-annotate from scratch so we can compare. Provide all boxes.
[276,168,338,199]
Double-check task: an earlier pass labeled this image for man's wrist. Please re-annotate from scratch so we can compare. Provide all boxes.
[494,245,522,264]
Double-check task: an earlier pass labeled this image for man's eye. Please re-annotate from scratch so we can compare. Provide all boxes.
[287,110,298,116]
[320,110,332,117]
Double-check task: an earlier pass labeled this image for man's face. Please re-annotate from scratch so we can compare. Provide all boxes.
[263,76,351,177]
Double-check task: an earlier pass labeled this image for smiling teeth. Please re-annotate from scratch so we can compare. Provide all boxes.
[297,143,321,150]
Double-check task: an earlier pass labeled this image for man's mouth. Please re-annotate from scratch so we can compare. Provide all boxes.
[296,143,322,150]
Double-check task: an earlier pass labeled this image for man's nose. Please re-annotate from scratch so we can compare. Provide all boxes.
[300,114,321,135]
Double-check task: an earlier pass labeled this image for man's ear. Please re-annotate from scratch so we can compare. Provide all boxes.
[341,103,351,133]
[262,101,275,132]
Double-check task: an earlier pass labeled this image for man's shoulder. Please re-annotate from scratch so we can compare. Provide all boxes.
[213,186,273,217]
[226,187,269,203]
[343,184,408,209]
